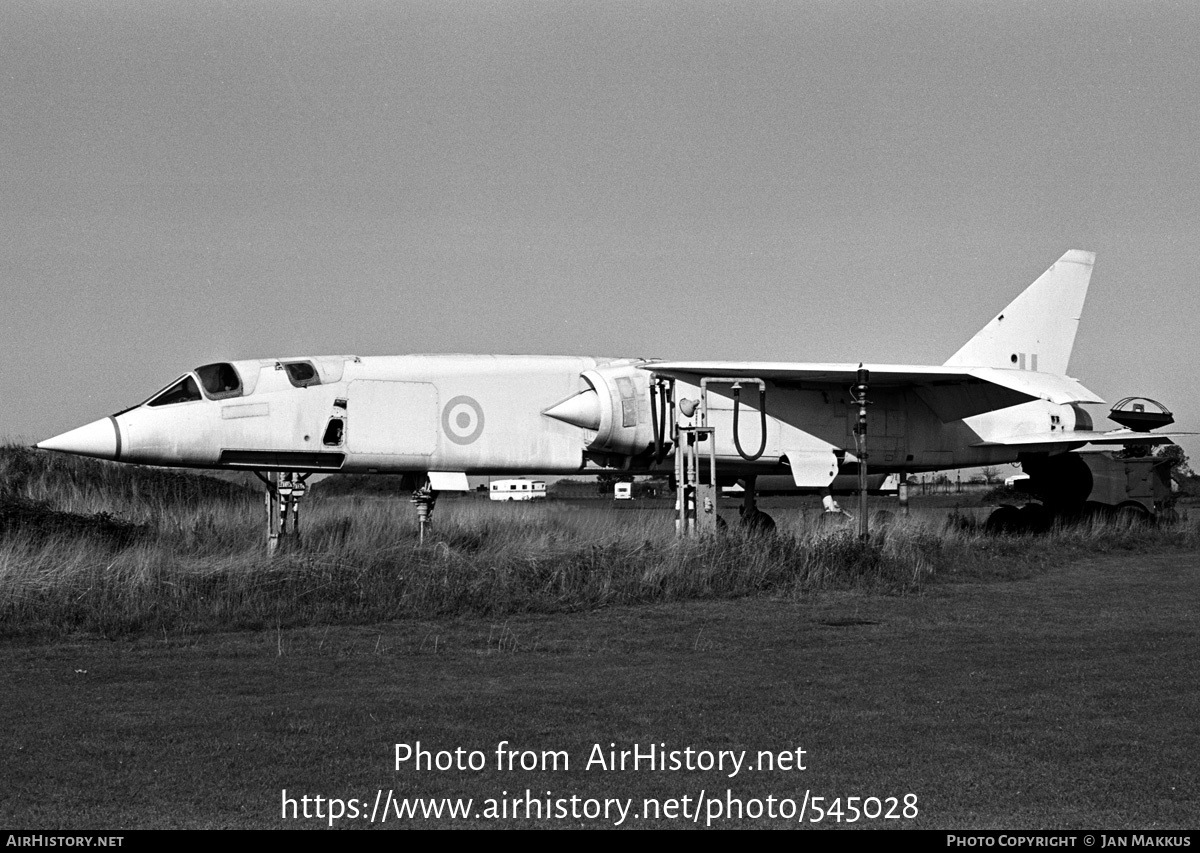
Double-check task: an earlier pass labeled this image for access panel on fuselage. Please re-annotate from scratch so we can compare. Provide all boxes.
[346,380,438,456]
[838,393,907,467]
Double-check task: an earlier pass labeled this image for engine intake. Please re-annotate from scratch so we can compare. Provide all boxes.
[542,362,655,457]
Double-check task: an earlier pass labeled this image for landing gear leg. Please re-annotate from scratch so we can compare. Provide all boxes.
[820,487,846,516]
[263,472,281,553]
[256,471,309,554]
[411,480,439,543]
[742,475,757,517]
[738,476,776,534]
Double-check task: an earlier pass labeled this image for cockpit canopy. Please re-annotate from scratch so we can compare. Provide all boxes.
[135,356,353,410]
[280,360,321,388]
[146,362,243,407]
[196,362,243,398]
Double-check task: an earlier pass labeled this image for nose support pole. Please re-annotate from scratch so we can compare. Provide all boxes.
[410,479,438,544]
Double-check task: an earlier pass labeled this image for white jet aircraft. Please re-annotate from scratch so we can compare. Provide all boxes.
[38,250,1183,537]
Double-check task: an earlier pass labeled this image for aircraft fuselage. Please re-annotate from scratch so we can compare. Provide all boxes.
[41,352,1094,484]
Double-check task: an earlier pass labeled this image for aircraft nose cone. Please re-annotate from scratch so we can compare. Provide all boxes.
[37,416,121,461]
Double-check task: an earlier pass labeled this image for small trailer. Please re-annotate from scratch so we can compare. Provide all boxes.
[489,479,547,501]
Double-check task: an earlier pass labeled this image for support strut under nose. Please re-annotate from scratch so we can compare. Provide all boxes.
[411,479,439,544]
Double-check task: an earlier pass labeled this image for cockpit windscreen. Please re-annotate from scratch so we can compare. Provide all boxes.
[147,375,202,407]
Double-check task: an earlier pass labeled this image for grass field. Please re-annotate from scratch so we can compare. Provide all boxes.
[3,547,1197,829]
[1,446,1197,828]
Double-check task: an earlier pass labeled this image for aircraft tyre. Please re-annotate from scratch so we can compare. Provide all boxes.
[739,508,776,535]
[985,504,1023,535]
[815,511,852,532]
[1018,503,1052,534]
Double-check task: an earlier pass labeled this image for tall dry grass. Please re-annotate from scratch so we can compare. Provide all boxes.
[2,445,1196,638]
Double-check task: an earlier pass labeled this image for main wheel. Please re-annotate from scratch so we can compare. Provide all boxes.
[985,504,1023,534]
[1018,503,1052,534]
[740,508,776,535]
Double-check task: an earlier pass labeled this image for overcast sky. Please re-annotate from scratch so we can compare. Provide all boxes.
[3,1,1197,461]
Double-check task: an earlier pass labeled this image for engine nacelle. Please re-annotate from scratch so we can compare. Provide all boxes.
[542,361,657,458]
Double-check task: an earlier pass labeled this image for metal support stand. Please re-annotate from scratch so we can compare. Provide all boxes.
[851,366,870,541]
[411,480,439,544]
[674,425,717,536]
[665,374,770,538]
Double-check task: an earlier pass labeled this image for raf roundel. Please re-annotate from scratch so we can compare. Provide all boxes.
[441,395,486,445]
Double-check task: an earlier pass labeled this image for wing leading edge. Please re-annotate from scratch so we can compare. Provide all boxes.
[972,429,1193,449]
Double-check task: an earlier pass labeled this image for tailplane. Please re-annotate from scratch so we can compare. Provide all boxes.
[944,249,1094,376]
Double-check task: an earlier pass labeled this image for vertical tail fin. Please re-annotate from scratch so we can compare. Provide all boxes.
[944,249,1095,376]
